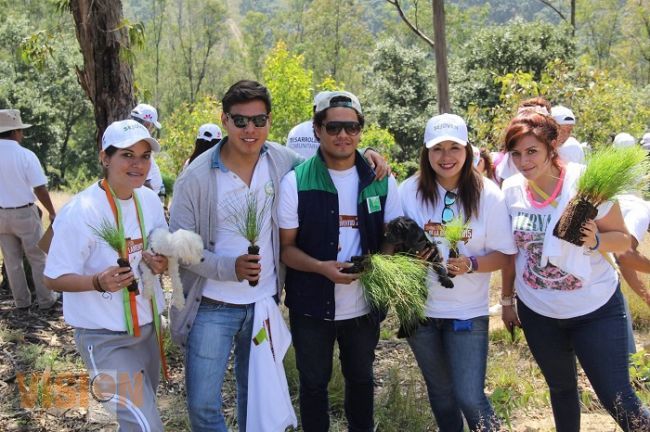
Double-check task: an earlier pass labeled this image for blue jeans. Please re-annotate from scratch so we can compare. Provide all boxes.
[185,301,254,432]
[289,311,380,432]
[407,316,500,432]
[518,287,650,432]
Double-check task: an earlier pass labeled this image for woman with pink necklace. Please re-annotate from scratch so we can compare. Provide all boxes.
[500,111,650,431]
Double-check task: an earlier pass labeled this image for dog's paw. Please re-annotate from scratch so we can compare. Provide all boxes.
[439,276,454,289]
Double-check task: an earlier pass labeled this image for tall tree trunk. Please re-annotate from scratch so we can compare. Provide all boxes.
[571,0,576,37]
[70,0,136,151]
[432,0,450,114]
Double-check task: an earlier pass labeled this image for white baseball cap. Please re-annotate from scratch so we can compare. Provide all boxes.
[130,103,161,129]
[196,123,222,141]
[640,133,650,146]
[313,91,331,108]
[102,119,161,153]
[0,109,31,133]
[315,91,362,115]
[613,132,636,148]
[551,105,576,125]
[424,113,468,148]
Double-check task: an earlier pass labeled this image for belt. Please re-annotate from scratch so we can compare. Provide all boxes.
[201,297,248,308]
[0,203,34,210]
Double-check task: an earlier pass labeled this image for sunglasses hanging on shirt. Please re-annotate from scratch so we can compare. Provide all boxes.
[441,191,456,224]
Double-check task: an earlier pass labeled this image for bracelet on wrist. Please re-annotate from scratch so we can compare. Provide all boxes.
[468,256,478,273]
[588,233,600,251]
[500,295,515,306]
[92,274,106,293]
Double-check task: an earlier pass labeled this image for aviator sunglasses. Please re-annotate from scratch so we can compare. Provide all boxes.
[322,121,362,136]
[226,113,269,128]
[441,191,457,224]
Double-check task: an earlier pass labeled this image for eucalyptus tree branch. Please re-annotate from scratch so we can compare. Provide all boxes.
[385,0,435,48]
[535,0,567,22]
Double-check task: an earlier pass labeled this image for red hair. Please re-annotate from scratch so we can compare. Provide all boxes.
[504,111,562,170]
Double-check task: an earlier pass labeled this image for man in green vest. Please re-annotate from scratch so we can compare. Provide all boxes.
[278,91,402,432]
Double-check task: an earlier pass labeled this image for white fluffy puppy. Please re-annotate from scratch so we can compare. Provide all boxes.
[140,228,203,309]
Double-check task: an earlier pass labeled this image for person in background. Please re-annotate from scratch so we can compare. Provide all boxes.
[0,109,59,311]
[286,91,331,159]
[130,103,166,203]
[550,105,585,165]
[473,145,497,183]
[613,132,637,149]
[184,123,222,169]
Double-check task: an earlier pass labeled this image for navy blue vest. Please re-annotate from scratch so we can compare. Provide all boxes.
[285,150,388,320]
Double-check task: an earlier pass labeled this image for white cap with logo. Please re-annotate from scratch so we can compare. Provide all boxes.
[130,103,162,129]
[314,91,362,115]
[196,123,222,141]
[613,132,636,149]
[424,113,468,148]
[102,119,161,153]
[551,105,576,125]
[0,109,32,133]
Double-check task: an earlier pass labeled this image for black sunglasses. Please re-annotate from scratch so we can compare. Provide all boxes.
[227,113,269,128]
[441,191,456,224]
[323,121,362,136]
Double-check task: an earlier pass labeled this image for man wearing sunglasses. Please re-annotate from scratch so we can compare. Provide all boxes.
[278,91,402,432]
[169,80,307,431]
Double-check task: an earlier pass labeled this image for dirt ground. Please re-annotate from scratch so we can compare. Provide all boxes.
[0,192,648,431]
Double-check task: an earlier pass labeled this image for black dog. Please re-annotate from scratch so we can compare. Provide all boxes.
[385,216,454,289]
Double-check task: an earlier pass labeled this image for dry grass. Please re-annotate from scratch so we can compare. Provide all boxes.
[0,191,648,431]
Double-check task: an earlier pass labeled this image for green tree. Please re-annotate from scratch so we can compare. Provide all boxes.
[156,96,222,175]
[0,13,97,187]
[262,41,313,143]
[454,20,575,109]
[362,38,437,160]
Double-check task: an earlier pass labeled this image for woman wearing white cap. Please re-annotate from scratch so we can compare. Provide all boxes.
[500,112,650,431]
[43,119,169,431]
[399,113,517,432]
[183,123,223,169]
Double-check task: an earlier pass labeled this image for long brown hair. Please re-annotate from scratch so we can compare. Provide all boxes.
[479,147,496,181]
[504,111,562,171]
[416,143,484,222]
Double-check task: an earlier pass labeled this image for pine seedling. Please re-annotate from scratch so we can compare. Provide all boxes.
[360,254,429,333]
[89,218,122,253]
[554,146,648,245]
[576,146,647,206]
[443,215,469,257]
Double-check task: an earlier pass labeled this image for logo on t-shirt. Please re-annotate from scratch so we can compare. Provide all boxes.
[126,238,143,256]
[423,220,472,243]
[339,215,359,229]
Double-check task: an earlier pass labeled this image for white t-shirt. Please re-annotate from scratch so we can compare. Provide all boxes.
[44,183,167,331]
[286,120,319,159]
[202,154,277,304]
[558,137,585,165]
[618,194,650,245]
[0,139,48,207]
[278,167,402,320]
[502,170,618,319]
[146,157,164,195]
[399,176,517,319]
